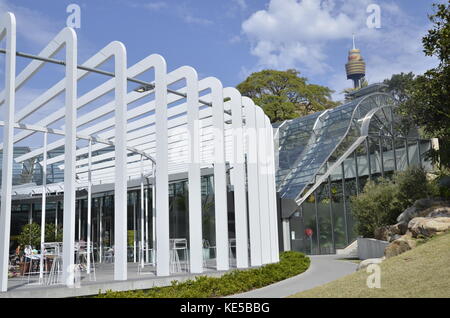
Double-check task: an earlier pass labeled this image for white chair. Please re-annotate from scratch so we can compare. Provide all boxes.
[75,241,96,281]
[44,242,63,286]
[202,240,216,270]
[229,238,237,267]
[137,242,155,276]
[103,247,114,264]
[23,245,41,284]
[202,239,210,269]
[170,238,189,273]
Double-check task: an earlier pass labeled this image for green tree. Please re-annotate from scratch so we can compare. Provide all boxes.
[18,223,63,249]
[236,69,339,123]
[399,3,450,168]
[44,223,63,243]
[384,72,416,104]
[18,223,41,249]
[384,72,417,136]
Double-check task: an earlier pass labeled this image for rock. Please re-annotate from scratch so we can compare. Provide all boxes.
[397,222,409,235]
[374,226,389,241]
[374,224,401,242]
[396,198,450,226]
[408,217,450,238]
[426,206,450,218]
[384,233,417,258]
[357,257,385,271]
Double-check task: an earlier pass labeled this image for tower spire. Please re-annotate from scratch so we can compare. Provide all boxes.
[345,33,366,89]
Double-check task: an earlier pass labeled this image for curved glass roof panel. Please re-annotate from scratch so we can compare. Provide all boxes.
[277,86,395,201]
[276,112,322,187]
[279,99,361,199]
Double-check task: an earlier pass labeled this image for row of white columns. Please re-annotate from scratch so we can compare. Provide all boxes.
[0,12,279,292]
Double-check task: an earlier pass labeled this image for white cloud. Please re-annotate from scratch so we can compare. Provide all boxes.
[0,0,59,48]
[128,1,212,26]
[183,14,213,26]
[129,1,167,11]
[241,0,438,98]
[242,0,362,74]
[143,2,167,10]
[234,0,247,11]
[229,35,242,44]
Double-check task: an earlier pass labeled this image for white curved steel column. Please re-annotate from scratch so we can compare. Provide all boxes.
[176,66,203,274]
[0,12,281,292]
[205,77,229,271]
[152,55,169,276]
[60,27,78,287]
[111,41,128,281]
[0,12,16,293]
[265,116,280,263]
[224,87,249,269]
[242,97,262,267]
[255,107,272,264]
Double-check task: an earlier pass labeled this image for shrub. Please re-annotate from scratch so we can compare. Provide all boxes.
[96,251,310,298]
[393,167,438,207]
[433,167,450,199]
[351,178,402,238]
[351,166,439,238]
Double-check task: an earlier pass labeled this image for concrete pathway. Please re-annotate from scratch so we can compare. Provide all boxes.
[227,255,358,298]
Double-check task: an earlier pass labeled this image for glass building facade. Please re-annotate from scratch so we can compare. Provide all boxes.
[275,84,433,255]
[6,173,241,266]
[0,146,65,186]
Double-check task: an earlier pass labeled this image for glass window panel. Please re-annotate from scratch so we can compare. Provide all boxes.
[301,200,319,255]
[330,171,347,249]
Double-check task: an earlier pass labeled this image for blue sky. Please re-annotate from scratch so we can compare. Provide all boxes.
[0,0,445,103]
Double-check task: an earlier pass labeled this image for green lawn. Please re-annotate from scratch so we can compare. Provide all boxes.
[291,232,450,298]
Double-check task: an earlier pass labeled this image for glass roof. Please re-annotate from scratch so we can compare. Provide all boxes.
[276,112,322,186]
[276,85,396,201]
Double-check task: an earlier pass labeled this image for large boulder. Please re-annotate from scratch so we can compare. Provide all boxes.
[384,233,417,258]
[426,206,450,218]
[396,198,450,227]
[374,224,402,242]
[408,217,450,238]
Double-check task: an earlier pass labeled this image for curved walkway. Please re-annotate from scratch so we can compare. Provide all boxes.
[227,254,358,298]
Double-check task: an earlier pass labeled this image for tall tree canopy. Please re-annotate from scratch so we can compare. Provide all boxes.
[384,72,416,104]
[398,3,450,168]
[383,72,417,136]
[236,69,339,123]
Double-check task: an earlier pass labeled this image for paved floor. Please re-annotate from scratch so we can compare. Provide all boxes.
[2,259,223,298]
[228,255,358,298]
[2,255,357,298]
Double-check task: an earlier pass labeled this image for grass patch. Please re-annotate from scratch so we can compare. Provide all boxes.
[290,232,450,298]
[337,258,362,264]
[96,251,310,298]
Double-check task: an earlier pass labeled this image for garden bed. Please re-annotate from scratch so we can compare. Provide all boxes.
[96,251,310,298]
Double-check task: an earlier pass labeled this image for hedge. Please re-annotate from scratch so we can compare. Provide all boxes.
[96,251,310,298]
